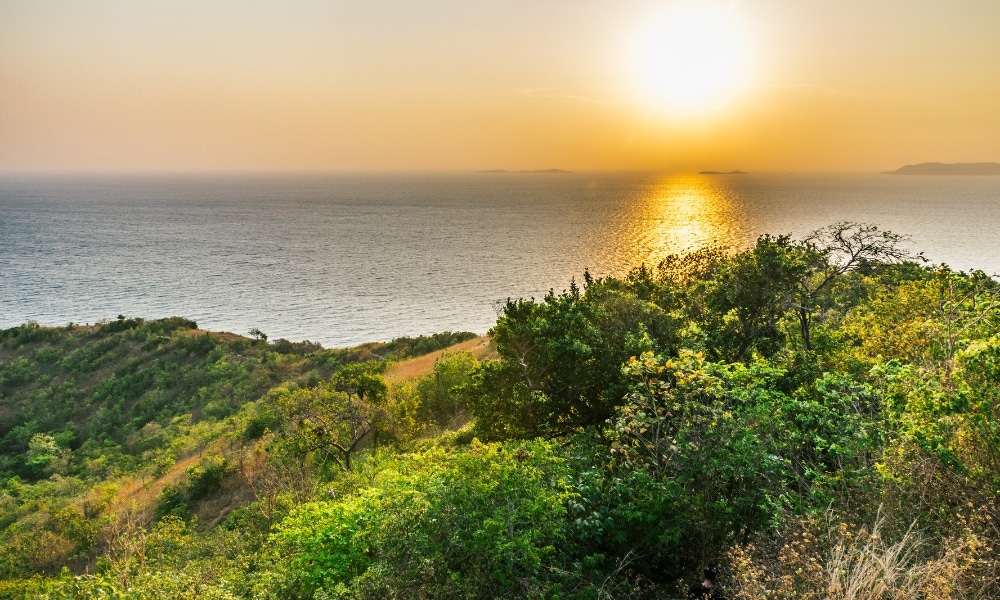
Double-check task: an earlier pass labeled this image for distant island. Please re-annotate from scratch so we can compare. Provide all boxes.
[477,169,572,174]
[882,162,1000,175]
[699,170,748,175]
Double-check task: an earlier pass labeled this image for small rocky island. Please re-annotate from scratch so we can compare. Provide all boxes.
[882,162,1000,175]
[477,169,572,174]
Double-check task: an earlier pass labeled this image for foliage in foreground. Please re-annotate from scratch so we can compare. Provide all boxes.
[3,222,1000,598]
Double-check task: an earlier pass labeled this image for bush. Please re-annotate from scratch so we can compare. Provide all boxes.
[186,455,233,502]
[155,455,234,518]
[380,331,478,360]
[145,317,198,336]
[271,338,324,355]
[262,441,574,599]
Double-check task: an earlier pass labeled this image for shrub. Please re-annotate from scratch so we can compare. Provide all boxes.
[155,455,234,519]
[262,441,574,599]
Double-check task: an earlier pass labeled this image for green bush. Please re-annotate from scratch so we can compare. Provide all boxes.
[262,441,574,599]
[155,455,234,518]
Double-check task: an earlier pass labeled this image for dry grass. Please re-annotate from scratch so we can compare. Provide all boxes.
[106,437,238,527]
[98,333,489,535]
[183,328,248,342]
[726,509,999,600]
[384,335,496,383]
[109,453,202,518]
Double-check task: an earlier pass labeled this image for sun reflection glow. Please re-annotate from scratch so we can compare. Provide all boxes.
[620,175,756,269]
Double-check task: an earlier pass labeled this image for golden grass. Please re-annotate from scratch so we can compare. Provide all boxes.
[108,453,202,517]
[726,510,999,600]
[184,329,247,342]
[385,335,496,383]
[95,334,494,550]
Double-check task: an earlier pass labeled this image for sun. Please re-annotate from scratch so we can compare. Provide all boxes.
[629,4,752,114]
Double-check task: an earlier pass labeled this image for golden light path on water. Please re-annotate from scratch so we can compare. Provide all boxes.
[4,173,1000,347]
[597,174,760,275]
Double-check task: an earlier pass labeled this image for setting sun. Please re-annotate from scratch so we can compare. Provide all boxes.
[629,4,752,114]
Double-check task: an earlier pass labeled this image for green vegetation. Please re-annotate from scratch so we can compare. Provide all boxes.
[2,222,999,598]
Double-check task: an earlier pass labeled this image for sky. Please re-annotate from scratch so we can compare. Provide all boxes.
[1,0,999,173]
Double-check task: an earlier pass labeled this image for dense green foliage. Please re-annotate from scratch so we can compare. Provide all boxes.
[3,222,1000,599]
[0,316,344,482]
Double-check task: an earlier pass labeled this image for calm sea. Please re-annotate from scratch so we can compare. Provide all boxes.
[2,172,999,347]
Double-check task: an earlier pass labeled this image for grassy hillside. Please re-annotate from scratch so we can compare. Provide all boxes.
[0,319,476,585]
[2,223,1000,599]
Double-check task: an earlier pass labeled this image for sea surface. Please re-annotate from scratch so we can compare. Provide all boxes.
[2,172,999,347]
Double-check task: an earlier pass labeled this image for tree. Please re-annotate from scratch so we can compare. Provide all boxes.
[331,361,388,450]
[698,235,810,361]
[263,441,573,599]
[840,266,998,369]
[613,352,787,550]
[472,278,677,439]
[26,433,65,477]
[793,222,920,351]
[415,351,478,429]
[275,367,387,471]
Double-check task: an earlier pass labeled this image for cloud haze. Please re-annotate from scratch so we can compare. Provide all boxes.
[2,0,998,172]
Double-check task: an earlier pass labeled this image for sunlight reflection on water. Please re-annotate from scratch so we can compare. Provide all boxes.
[600,174,759,272]
[2,173,999,346]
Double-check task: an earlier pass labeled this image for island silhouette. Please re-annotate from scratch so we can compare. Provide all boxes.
[477,169,572,174]
[882,162,1000,175]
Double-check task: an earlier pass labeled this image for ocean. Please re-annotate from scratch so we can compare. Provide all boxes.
[2,172,999,347]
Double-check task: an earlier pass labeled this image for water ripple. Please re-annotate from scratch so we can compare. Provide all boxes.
[2,172,999,346]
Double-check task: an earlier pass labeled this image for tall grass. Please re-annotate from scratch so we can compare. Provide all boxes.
[726,509,998,599]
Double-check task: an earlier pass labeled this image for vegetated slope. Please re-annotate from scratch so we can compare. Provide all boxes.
[0,318,479,582]
[5,222,1000,599]
[0,316,339,481]
[384,335,495,383]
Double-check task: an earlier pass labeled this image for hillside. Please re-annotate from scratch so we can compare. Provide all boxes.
[3,223,1000,599]
[384,335,495,383]
[0,321,480,586]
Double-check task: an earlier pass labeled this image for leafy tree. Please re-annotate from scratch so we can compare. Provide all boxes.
[331,362,388,450]
[605,351,788,570]
[793,222,920,351]
[472,278,677,439]
[26,433,65,477]
[274,367,388,471]
[331,362,388,406]
[842,266,999,369]
[414,351,478,429]
[698,234,810,361]
[772,372,884,501]
[262,441,573,599]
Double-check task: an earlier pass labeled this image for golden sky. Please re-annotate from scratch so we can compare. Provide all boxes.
[2,0,998,172]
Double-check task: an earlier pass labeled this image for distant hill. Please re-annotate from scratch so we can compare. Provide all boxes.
[882,162,1000,175]
[700,170,748,175]
[477,169,572,174]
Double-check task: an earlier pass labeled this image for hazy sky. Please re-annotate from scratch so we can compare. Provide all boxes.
[2,0,998,172]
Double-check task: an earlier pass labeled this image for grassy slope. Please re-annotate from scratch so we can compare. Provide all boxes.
[384,335,495,383]
[0,319,484,578]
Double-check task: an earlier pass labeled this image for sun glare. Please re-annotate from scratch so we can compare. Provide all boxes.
[629,4,752,115]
